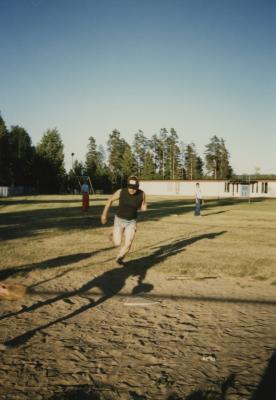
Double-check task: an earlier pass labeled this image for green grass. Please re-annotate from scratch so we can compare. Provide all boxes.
[0,195,276,283]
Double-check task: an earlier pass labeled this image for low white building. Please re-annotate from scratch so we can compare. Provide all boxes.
[139,179,276,198]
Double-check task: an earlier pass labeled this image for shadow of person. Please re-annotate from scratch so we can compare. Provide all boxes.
[2,231,226,348]
[251,350,276,400]
[47,383,118,400]
[79,230,227,300]
[167,372,236,399]
[202,210,229,217]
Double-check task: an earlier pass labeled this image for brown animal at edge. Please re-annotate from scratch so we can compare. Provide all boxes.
[0,283,27,300]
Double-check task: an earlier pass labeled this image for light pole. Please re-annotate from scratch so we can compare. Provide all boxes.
[71,153,75,169]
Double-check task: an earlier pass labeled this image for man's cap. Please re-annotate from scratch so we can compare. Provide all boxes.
[127,176,139,189]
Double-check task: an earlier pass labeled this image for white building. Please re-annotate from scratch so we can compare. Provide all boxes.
[139,180,276,198]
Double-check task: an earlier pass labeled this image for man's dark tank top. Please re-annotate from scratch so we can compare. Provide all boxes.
[117,188,144,220]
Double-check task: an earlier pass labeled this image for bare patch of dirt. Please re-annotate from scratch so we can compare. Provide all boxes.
[0,266,275,400]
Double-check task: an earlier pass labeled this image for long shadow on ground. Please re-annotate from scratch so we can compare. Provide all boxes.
[251,350,276,400]
[173,350,276,399]
[0,204,104,241]
[1,231,226,347]
[37,357,276,399]
[0,196,109,206]
[0,246,113,281]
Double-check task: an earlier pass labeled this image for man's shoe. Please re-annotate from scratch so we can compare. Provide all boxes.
[116,257,125,265]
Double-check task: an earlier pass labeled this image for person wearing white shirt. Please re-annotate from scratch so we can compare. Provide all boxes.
[195,183,203,216]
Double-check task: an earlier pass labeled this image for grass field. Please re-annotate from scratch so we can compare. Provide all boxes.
[0,195,275,284]
[1,195,276,399]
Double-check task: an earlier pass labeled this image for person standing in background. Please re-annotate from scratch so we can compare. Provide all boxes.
[81,179,90,211]
[195,182,203,216]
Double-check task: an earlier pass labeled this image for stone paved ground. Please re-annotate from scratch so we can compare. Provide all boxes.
[0,268,276,400]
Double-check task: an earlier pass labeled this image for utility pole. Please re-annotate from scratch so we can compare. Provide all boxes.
[248,175,251,204]
[162,143,165,179]
[172,145,175,180]
[71,152,81,190]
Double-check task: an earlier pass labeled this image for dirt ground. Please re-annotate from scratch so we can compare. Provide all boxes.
[0,262,275,400]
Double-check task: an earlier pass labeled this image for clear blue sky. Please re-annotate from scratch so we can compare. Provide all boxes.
[1,0,275,174]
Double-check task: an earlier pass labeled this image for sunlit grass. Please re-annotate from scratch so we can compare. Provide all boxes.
[0,195,275,283]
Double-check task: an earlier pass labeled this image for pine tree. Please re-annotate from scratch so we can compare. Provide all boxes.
[107,129,129,185]
[132,130,148,177]
[166,128,181,179]
[35,128,66,193]
[9,125,35,185]
[0,113,11,185]
[205,135,233,179]
[150,129,168,179]
[184,144,196,180]
[85,136,98,177]
[121,145,136,178]
[141,151,155,179]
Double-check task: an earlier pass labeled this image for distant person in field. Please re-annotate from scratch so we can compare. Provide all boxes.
[101,176,147,265]
[195,182,203,216]
[81,179,90,211]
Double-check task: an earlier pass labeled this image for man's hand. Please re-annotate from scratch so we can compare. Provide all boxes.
[101,214,108,225]
[141,203,147,211]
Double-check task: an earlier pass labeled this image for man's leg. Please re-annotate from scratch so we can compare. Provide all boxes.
[116,222,136,262]
[112,217,124,247]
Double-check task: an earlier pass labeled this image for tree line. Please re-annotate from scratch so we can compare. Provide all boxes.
[0,112,235,193]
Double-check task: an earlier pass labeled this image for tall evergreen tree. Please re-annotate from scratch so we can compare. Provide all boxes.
[219,138,233,179]
[141,151,155,179]
[85,136,106,177]
[179,141,187,179]
[35,128,65,193]
[150,134,160,177]
[85,136,113,191]
[121,145,136,179]
[166,128,182,179]
[195,156,204,179]
[9,125,35,185]
[0,113,11,185]
[85,136,98,177]
[150,129,168,179]
[107,129,129,185]
[132,130,148,177]
[205,135,233,179]
[184,143,203,180]
[160,128,168,179]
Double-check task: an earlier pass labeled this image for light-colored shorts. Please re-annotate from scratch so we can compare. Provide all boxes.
[113,215,137,246]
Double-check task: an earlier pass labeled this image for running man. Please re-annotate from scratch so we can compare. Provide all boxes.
[100,176,147,265]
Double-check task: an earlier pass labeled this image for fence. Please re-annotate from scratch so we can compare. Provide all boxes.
[0,186,36,197]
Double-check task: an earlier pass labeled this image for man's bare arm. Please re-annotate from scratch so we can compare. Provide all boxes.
[100,189,121,224]
[140,192,147,211]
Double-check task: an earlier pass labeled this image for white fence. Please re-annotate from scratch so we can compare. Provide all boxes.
[0,186,36,197]
[139,180,276,198]
[0,187,9,197]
